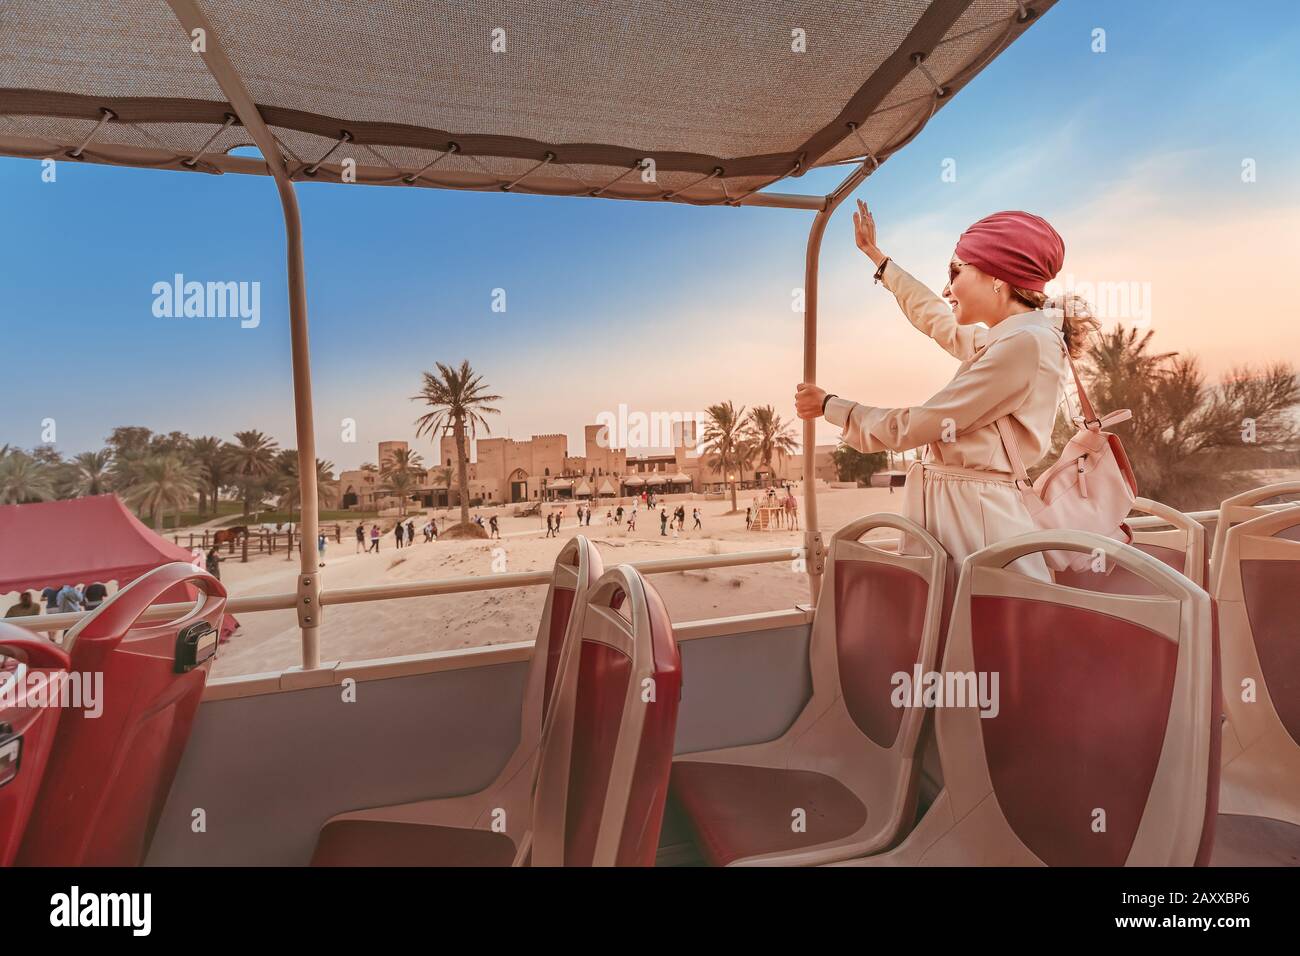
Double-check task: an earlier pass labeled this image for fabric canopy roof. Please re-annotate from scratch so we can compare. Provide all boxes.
[0,494,198,593]
[0,0,1055,205]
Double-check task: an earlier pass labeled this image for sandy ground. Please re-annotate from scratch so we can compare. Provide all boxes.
[204,486,906,678]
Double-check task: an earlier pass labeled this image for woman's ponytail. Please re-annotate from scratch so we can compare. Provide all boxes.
[1010,287,1101,359]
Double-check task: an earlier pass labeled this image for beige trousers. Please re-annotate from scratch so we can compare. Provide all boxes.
[901,460,1051,582]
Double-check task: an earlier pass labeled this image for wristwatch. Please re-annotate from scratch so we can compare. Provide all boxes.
[821,393,838,416]
[873,257,890,284]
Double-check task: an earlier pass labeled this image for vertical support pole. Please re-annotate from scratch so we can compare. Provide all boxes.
[167,0,322,668]
[277,176,322,669]
[802,208,832,605]
[801,160,875,606]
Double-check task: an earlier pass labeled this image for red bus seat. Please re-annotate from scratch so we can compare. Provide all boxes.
[0,627,70,867]
[1209,481,1300,593]
[840,530,1218,866]
[1055,497,1206,594]
[18,563,226,866]
[312,536,603,866]
[671,514,950,866]
[1213,507,1300,831]
[529,564,681,866]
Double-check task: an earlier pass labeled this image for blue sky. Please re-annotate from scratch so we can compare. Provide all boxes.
[3,0,1298,470]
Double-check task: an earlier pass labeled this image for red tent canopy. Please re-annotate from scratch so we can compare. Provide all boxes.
[0,494,238,638]
[0,494,199,594]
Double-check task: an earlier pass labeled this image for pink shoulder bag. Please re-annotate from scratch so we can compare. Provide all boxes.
[995,356,1138,573]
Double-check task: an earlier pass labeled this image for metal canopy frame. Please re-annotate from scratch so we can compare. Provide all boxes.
[2,1,1055,667]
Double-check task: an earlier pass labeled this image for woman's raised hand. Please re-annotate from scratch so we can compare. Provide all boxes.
[852,199,885,265]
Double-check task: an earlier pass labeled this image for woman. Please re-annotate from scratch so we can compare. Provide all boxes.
[795,203,1097,581]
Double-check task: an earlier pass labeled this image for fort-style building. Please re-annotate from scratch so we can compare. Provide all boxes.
[338,421,834,511]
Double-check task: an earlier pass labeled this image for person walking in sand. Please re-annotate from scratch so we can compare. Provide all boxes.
[369,524,380,552]
[693,508,702,530]
[394,523,404,549]
[407,519,415,544]
[317,532,327,567]
[205,547,224,580]
[355,523,365,553]
[659,509,668,536]
[626,509,637,532]
[489,515,500,538]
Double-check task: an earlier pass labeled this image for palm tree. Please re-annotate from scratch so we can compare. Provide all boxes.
[0,449,56,504]
[380,447,425,517]
[122,453,198,530]
[191,436,228,517]
[224,430,279,561]
[1057,326,1299,508]
[428,465,453,509]
[69,449,114,497]
[745,405,799,484]
[703,401,756,512]
[412,361,501,531]
[274,454,339,559]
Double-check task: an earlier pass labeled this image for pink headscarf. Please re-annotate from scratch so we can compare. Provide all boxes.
[954,211,1064,293]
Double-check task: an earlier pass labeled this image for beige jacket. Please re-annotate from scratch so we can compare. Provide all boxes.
[825,260,1071,473]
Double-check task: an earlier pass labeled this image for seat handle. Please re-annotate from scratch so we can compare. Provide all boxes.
[68,562,227,649]
[0,628,72,669]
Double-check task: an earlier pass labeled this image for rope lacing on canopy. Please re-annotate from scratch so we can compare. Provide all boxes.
[662,166,723,201]
[502,151,554,191]
[590,159,651,198]
[67,108,115,158]
[303,130,353,176]
[181,113,236,167]
[402,142,460,184]
[910,53,949,98]
[724,154,805,206]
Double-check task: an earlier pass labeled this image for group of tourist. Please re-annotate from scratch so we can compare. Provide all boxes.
[4,581,109,619]
[356,517,444,553]
[540,498,713,538]
[658,505,702,536]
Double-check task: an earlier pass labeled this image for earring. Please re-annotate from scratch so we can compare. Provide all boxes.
[993,281,1002,294]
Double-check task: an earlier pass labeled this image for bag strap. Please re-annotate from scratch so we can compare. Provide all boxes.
[1066,351,1098,424]
[994,417,1031,485]
[993,328,1097,484]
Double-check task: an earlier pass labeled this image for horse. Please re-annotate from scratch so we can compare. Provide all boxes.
[213,526,248,548]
